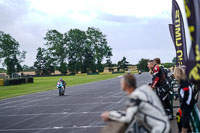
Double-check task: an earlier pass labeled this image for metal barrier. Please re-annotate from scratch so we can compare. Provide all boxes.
[100,121,128,133]
[3,77,34,86]
[169,79,180,118]
[190,104,200,132]
[125,120,147,133]
[100,120,146,133]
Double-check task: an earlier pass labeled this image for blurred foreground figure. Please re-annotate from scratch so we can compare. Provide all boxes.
[101,74,170,133]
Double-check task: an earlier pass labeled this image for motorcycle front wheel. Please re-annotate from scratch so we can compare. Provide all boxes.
[59,88,62,96]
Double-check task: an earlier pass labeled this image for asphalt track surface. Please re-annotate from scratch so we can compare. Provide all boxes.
[0,73,161,133]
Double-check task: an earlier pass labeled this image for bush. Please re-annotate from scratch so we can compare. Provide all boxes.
[112,71,125,74]
[163,63,174,68]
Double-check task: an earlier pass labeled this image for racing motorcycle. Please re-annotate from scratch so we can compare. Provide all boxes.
[57,81,65,96]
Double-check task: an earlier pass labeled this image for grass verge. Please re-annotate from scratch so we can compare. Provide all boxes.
[0,74,122,100]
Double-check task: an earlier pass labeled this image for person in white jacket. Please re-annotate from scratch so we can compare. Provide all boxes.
[101,74,170,133]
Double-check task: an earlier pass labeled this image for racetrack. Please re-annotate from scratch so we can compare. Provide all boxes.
[0,73,151,133]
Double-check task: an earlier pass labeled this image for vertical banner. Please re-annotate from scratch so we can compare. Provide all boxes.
[184,0,200,82]
[169,24,175,42]
[170,0,188,66]
[169,24,178,65]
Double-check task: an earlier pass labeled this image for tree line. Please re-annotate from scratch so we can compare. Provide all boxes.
[0,28,131,76]
[0,28,175,76]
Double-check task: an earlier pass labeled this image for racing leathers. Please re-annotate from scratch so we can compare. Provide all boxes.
[151,64,167,89]
[178,80,195,129]
[60,79,66,90]
[151,64,172,118]
[108,85,170,133]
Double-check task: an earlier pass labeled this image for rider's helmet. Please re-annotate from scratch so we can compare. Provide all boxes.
[59,78,62,81]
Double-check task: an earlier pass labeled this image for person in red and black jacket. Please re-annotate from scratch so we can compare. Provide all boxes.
[174,67,195,133]
[148,59,173,120]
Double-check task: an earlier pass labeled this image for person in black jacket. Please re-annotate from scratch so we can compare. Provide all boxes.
[174,67,195,133]
[148,59,172,119]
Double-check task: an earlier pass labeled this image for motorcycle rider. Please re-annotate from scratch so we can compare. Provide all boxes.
[148,59,173,120]
[101,74,170,133]
[59,78,66,91]
[154,58,172,87]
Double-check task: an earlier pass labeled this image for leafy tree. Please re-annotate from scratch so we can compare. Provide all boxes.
[67,29,87,73]
[117,57,129,71]
[112,63,118,67]
[34,47,55,75]
[22,65,35,71]
[86,27,112,72]
[39,27,113,74]
[44,30,68,75]
[105,58,113,72]
[137,58,149,72]
[28,66,35,71]
[82,48,96,73]
[34,47,44,75]
[0,31,26,75]
[163,63,174,68]
[0,68,6,73]
[172,57,176,65]
[22,65,29,71]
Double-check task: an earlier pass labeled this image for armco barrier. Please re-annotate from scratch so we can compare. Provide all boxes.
[4,80,9,86]
[100,121,128,133]
[100,120,145,133]
[4,77,34,86]
[27,78,34,83]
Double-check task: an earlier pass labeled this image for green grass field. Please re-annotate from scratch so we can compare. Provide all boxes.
[0,74,122,100]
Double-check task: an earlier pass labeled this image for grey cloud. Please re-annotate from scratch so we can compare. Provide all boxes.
[0,0,30,26]
[94,16,175,63]
[97,13,146,23]
[0,0,176,67]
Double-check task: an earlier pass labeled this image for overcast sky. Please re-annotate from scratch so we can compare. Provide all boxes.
[0,0,189,66]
